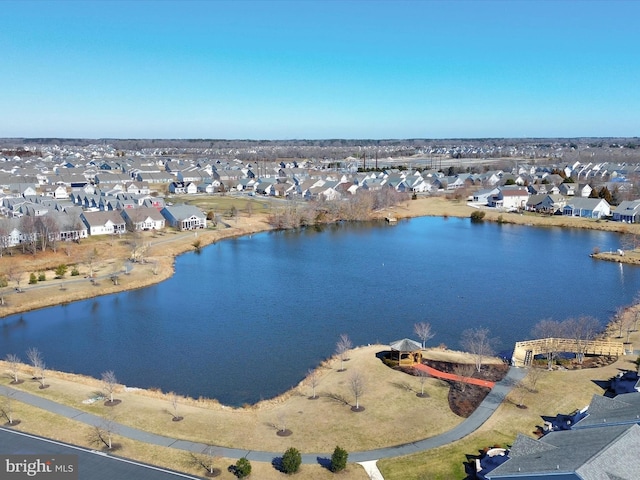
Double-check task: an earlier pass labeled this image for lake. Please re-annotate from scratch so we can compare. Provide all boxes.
[1,216,637,406]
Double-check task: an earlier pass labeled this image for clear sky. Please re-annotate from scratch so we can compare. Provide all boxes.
[1,0,638,139]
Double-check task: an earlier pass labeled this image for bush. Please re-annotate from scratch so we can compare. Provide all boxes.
[38,272,46,282]
[330,445,348,472]
[281,447,301,474]
[235,457,251,478]
[71,267,80,276]
[29,273,38,284]
[470,210,486,222]
[54,264,68,279]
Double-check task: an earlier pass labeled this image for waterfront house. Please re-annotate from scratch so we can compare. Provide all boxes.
[613,200,640,223]
[160,204,207,230]
[121,207,166,231]
[80,211,127,236]
[562,197,611,219]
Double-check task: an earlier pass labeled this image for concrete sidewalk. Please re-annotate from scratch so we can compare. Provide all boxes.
[0,366,526,466]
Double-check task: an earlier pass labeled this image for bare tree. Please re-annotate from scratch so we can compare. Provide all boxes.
[348,370,366,411]
[414,322,435,349]
[0,390,18,425]
[85,247,99,278]
[335,333,352,371]
[5,353,22,384]
[20,216,38,254]
[461,327,496,372]
[453,363,476,392]
[306,368,320,399]
[415,368,430,398]
[531,319,566,370]
[26,347,47,388]
[190,445,221,477]
[564,316,600,364]
[90,409,118,450]
[169,392,183,421]
[101,370,119,405]
[526,366,543,394]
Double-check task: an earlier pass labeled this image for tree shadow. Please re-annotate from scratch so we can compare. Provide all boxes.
[322,392,351,407]
[316,456,332,471]
[390,380,414,392]
[271,456,284,473]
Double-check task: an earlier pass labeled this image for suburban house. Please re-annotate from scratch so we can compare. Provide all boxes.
[472,187,500,204]
[121,207,166,231]
[525,194,566,214]
[487,187,530,210]
[160,204,207,230]
[486,393,640,479]
[562,197,611,219]
[613,200,640,223]
[80,211,127,236]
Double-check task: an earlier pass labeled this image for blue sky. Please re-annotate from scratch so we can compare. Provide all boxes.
[1,0,638,139]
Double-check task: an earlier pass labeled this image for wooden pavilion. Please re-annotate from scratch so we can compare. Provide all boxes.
[390,338,423,366]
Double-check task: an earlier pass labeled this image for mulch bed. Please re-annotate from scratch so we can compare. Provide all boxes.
[422,360,509,418]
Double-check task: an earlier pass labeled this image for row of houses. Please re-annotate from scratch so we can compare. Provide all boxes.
[471,185,640,222]
[0,204,207,249]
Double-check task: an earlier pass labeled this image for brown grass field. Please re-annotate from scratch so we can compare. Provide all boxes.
[2,195,640,479]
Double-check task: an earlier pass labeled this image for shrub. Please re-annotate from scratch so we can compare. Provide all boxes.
[38,272,46,282]
[71,267,80,276]
[54,264,68,279]
[281,447,301,474]
[235,457,251,478]
[470,210,486,222]
[497,214,504,224]
[330,445,348,472]
[29,273,38,284]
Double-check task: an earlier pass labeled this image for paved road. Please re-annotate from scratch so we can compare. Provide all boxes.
[0,427,202,480]
[0,367,526,466]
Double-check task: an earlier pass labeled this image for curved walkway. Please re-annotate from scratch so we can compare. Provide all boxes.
[414,363,496,388]
[0,366,526,466]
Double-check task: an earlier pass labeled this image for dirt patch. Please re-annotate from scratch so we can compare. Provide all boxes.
[423,359,509,418]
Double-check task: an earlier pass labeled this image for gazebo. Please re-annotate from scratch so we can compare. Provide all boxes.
[390,338,423,366]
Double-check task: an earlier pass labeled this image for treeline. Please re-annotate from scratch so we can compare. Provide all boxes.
[267,190,410,229]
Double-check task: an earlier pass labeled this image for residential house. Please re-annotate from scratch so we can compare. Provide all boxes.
[558,182,577,196]
[526,194,566,214]
[80,211,127,236]
[486,393,640,479]
[613,200,640,223]
[563,197,611,219]
[488,188,529,210]
[472,187,500,205]
[121,207,166,231]
[160,204,207,230]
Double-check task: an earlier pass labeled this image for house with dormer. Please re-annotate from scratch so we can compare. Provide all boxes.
[613,200,640,223]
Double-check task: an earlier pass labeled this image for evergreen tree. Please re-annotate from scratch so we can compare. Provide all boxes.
[281,447,301,474]
[330,445,348,472]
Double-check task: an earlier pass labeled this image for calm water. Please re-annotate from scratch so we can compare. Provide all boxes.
[1,217,637,406]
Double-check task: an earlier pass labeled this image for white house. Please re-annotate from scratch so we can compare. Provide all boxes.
[563,198,611,219]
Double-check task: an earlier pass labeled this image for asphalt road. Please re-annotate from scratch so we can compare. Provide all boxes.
[0,427,202,480]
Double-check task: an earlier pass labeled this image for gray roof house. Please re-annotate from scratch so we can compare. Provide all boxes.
[80,211,127,236]
[121,207,165,231]
[160,204,207,230]
[487,424,640,479]
[563,198,611,219]
[613,200,640,223]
